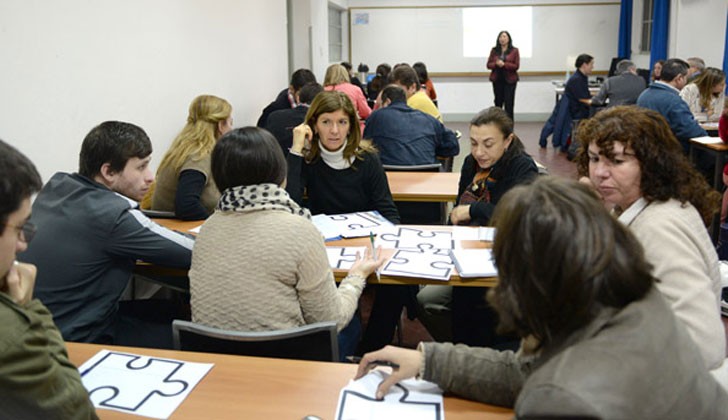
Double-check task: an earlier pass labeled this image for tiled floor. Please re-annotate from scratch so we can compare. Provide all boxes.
[360,119,578,350]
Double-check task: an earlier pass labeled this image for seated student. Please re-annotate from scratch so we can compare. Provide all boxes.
[286,91,405,355]
[363,85,458,166]
[637,58,707,154]
[341,61,367,96]
[367,63,391,107]
[590,59,646,108]
[189,127,385,358]
[256,68,317,128]
[21,121,194,347]
[323,64,372,131]
[0,140,97,419]
[576,106,725,370]
[357,177,728,417]
[413,61,437,103]
[265,82,323,155]
[687,56,706,82]
[565,53,594,121]
[651,59,665,82]
[418,107,537,345]
[391,63,442,122]
[152,95,233,220]
[680,67,726,122]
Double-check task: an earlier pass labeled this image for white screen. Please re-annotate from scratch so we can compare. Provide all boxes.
[463,7,533,58]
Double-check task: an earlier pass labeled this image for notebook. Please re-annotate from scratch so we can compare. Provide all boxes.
[449,248,498,278]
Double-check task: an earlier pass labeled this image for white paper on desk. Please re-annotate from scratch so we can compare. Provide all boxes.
[450,248,498,278]
[703,122,719,130]
[189,225,201,234]
[381,248,453,281]
[335,370,444,420]
[375,226,454,250]
[78,349,213,419]
[327,247,367,269]
[313,211,394,241]
[691,136,723,145]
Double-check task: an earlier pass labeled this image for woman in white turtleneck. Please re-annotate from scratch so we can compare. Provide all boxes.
[286,90,399,223]
[286,90,403,357]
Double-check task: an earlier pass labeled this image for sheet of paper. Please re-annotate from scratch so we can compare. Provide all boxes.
[450,248,498,278]
[478,227,496,242]
[335,370,444,420]
[381,248,453,281]
[313,211,394,241]
[451,226,480,242]
[189,225,201,234]
[691,136,723,145]
[78,349,213,419]
[326,247,367,269]
[376,226,454,251]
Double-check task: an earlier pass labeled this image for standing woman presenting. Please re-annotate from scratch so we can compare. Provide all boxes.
[486,31,520,121]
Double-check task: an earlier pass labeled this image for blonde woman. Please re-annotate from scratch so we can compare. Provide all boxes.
[680,67,726,122]
[323,64,371,130]
[152,95,233,220]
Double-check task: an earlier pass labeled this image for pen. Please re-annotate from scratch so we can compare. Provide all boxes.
[346,356,400,369]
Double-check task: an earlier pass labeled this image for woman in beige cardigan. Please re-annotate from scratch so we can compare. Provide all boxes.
[189,127,384,359]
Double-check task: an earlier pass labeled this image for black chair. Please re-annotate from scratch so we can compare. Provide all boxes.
[383,163,445,225]
[172,320,339,362]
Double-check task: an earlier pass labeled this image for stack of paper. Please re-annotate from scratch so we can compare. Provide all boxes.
[312,211,394,241]
[449,248,498,278]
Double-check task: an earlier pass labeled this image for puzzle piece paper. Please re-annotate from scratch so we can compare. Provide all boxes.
[381,248,453,281]
[78,350,213,419]
[376,227,454,251]
[326,247,366,269]
[313,211,393,240]
[336,370,444,420]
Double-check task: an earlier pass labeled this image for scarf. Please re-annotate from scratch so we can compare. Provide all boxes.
[318,139,354,169]
[459,168,493,205]
[217,183,311,220]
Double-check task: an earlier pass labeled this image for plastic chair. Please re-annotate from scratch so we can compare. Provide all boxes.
[172,320,339,362]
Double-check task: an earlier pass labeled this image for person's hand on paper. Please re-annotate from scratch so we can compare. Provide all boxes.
[2,261,37,306]
[348,246,386,279]
[354,345,422,400]
[449,204,471,225]
[291,123,313,155]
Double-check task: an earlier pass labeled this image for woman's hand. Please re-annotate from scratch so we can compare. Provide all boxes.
[496,59,505,68]
[291,123,313,154]
[354,345,422,400]
[2,261,37,306]
[348,246,386,279]
[449,205,471,225]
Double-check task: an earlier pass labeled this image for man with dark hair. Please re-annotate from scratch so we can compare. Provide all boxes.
[591,59,646,108]
[637,58,707,153]
[20,121,194,347]
[265,82,323,155]
[257,68,317,127]
[0,140,97,418]
[390,64,442,121]
[565,53,594,120]
[363,84,459,165]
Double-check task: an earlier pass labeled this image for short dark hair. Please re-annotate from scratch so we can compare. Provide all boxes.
[391,64,420,89]
[659,58,689,82]
[0,140,42,231]
[412,62,430,83]
[298,82,324,105]
[340,61,352,71]
[211,127,286,192]
[290,69,317,92]
[470,107,526,159]
[575,54,594,69]
[78,121,152,178]
[489,177,653,349]
[380,84,407,104]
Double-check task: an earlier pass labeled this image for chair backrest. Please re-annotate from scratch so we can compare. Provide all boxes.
[172,320,339,362]
[382,163,442,172]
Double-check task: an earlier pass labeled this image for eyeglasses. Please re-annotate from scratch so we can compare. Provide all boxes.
[5,221,36,244]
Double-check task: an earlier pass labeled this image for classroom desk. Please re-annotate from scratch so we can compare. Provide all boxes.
[67,342,512,419]
[137,220,497,288]
[689,137,728,190]
[385,171,460,202]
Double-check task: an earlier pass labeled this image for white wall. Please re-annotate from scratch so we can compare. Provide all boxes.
[671,0,726,67]
[0,0,288,183]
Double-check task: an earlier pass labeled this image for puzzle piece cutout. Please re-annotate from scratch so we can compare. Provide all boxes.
[326,247,366,269]
[79,350,213,419]
[377,227,454,251]
[382,248,453,281]
[329,211,388,231]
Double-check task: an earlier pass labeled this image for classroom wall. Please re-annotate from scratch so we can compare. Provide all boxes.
[0,0,288,184]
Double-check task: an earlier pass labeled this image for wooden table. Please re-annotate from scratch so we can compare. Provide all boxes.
[67,342,512,419]
[385,171,460,202]
[141,220,497,288]
[689,137,728,190]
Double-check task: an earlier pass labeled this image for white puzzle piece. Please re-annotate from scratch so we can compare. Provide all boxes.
[376,227,454,251]
[381,248,453,281]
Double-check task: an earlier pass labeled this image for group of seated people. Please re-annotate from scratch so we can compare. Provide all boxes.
[3,59,728,416]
